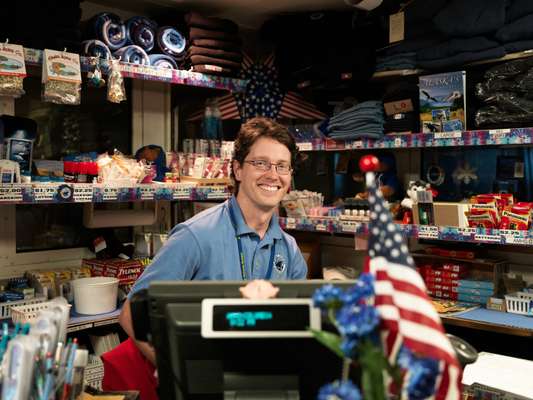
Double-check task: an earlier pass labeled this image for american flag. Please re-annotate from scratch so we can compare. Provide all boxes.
[187,52,325,122]
[363,171,461,399]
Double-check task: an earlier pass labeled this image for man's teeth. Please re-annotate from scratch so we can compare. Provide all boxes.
[259,185,279,192]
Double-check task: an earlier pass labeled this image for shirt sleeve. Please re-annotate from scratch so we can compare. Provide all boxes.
[128,225,202,297]
[286,236,308,280]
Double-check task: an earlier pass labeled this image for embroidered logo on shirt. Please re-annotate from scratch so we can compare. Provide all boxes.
[274,254,286,274]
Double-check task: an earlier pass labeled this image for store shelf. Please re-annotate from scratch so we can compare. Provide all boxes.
[0,182,231,204]
[279,217,533,246]
[371,49,533,80]
[295,127,533,152]
[67,308,121,333]
[24,48,248,93]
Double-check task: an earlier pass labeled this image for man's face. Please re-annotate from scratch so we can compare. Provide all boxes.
[233,137,292,212]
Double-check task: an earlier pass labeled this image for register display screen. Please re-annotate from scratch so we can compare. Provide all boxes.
[212,304,310,331]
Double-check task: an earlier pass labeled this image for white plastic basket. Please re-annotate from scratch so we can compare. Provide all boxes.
[11,298,71,324]
[0,296,47,320]
[504,292,533,316]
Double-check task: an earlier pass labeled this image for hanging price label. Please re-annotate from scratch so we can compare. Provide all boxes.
[473,234,501,243]
[434,131,462,139]
[341,221,357,233]
[33,184,60,202]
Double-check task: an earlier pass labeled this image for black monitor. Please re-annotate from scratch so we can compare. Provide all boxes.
[140,280,356,400]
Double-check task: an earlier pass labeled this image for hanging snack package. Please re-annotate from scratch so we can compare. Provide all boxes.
[107,58,126,103]
[0,42,26,98]
[42,49,81,105]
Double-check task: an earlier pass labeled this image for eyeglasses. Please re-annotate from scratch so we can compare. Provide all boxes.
[244,159,293,175]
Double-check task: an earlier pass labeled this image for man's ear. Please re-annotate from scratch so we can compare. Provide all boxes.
[233,160,242,182]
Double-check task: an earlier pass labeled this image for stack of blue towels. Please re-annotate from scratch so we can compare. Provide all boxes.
[319,101,384,140]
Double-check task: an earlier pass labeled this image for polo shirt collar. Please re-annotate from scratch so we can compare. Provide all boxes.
[228,196,283,240]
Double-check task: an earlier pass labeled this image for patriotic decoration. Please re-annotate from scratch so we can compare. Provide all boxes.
[187,53,325,122]
[361,155,461,399]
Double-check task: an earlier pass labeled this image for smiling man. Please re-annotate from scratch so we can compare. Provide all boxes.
[118,117,307,367]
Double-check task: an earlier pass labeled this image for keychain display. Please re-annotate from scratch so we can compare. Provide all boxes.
[42,49,82,105]
[0,42,26,98]
[107,58,126,103]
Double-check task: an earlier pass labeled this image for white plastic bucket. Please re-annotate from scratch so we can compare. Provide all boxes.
[72,277,119,315]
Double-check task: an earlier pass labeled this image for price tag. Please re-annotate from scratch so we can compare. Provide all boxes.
[296,142,313,151]
[434,131,462,139]
[418,226,439,239]
[394,137,402,147]
[489,129,511,136]
[316,223,327,232]
[458,227,476,236]
[67,323,94,333]
[0,184,23,202]
[474,234,501,243]
[173,185,192,199]
[102,187,119,201]
[341,221,357,233]
[285,218,296,230]
[73,184,94,202]
[33,184,59,202]
[504,235,533,246]
[94,318,119,327]
[207,186,228,199]
[140,185,155,200]
[389,11,405,43]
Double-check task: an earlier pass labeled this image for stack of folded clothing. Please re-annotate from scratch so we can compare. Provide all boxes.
[185,12,242,76]
[494,0,533,53]
[375,52,417,72]
[319,101,385,140]
[382,81,419,134]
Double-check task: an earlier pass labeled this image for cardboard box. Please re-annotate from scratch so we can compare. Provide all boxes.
[413,202,470,227]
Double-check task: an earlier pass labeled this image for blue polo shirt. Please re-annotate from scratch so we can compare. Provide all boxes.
[130,197,307,295]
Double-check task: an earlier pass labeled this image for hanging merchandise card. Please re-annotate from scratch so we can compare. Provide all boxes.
[0,43,26,76]
[42,49,81,83]
[0,43,26,98]
[42,49,82,105]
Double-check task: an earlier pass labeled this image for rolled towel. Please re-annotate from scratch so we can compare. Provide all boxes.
[188,45,242,62]
[192,64,236,76]
[185,12,238,33]
[156,26,187,59]
[90,13,127,51]
[114,45,150,65]
[189,27,241,43]
[191,38,241,52]
[126,16,158,52]
[81,40,112,60]
[189,54,241,70]
[148,54,178,69]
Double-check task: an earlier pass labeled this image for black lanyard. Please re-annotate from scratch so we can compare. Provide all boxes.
[228,201,276,280]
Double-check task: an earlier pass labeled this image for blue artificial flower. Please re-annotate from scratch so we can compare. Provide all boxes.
[317,380,361,400]
[397,345,413,369]
[336,303,380,339]
[406,355,439,399]
[313,284,344,310]
[340,337,358,358]
[342,273,375,305]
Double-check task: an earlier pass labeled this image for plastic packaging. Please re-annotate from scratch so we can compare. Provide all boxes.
[107,58,126,103]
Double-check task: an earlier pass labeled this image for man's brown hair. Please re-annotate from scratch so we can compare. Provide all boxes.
[231,117,299,194]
